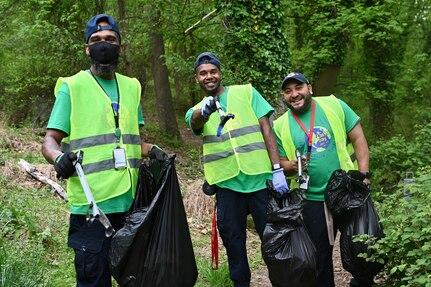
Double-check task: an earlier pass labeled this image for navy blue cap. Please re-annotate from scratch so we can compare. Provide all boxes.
[85,14,121,43]
[194,52,221,71]
[281,72,309,90]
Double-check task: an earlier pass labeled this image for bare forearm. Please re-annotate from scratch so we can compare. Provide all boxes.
[190,109,208,131]
[353,137,370,172]
[280,156,308,177]
[141,142,153,157]
[259,116,280,165]
[41,136,62,164]
[280,157,296,177]
[348,122,370,172]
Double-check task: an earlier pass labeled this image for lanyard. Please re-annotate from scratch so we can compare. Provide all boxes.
[291,100,315,160]
[89,70,121,139]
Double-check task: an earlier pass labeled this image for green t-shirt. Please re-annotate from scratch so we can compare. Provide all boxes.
[184,86,274,193]
[275,98,360,201]
[47,70,144,214]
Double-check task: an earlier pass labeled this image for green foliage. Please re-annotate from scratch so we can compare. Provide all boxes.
[369,120,431,284]
[370,122,431,189]
[144,121,183,148]
[364,175,431,286]
[0,124,74,286]
[287,0,353,77]
[333,0,419,139]
[0,183,74,286]
[195,257,231,287]
[367,120,431,285]
[0,1,96,125]
[0,235,47,287]
[216,0,290,102]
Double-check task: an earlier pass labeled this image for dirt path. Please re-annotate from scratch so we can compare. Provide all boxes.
[183,178,385,287]
[183,178,353,287]
[248,233,352,287]
[180,129,384,287]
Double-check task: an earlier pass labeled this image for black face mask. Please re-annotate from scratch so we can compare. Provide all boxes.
[89,41,120,65]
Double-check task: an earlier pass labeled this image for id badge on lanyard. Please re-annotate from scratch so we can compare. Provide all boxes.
[111,102,127,169]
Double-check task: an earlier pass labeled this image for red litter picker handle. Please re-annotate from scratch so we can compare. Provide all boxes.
[211,203,219,270]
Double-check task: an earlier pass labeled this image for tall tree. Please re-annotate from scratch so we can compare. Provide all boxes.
[0,0,93,125]
[286,0,354,96]
[149,5,181,140]
[156,0,221,109]
[215,0,290,104]
[340,0,409,139]
[117,0,132,76]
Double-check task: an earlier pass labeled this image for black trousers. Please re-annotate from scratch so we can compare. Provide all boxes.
[216,187,269,287]
[302,200,374,287]
[68,213,126,287]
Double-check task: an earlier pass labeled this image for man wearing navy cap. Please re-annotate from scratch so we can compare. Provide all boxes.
[273,72,373,287]
[42,14,166,286]
[185,52,289,286]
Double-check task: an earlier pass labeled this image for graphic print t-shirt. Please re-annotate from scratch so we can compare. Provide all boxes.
[276,98,360,201]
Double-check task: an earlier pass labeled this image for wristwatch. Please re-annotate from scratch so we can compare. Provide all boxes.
[361,171,371,179]
[273,163,281,170]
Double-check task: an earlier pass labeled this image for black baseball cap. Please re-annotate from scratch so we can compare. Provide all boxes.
[194,52,221,71]
[85,14,121,43]
[281,72,309,90]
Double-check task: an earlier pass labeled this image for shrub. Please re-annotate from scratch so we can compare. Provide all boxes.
[365,173,431,286]
[371,122,431,191]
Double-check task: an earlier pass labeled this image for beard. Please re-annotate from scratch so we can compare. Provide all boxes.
[285,92,312,114]
[200,81,221,96]
[92,60,119,76]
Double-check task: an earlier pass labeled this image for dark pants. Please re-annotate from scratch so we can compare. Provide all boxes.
[216,187,269,287]
[68,213,126,287]
[302,201,374,287]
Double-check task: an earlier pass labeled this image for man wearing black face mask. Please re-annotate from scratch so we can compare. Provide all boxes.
[86,17,122,76]
[41,14,167,287]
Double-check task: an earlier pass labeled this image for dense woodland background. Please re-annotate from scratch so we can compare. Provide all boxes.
[2,0,431,140]
[1,0,431,286]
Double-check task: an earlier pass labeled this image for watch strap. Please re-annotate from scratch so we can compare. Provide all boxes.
[273,163,281,170]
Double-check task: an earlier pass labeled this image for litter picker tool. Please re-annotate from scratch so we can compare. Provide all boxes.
[215,97,235,137]
[73,151,115,237]
[296,149,310,190]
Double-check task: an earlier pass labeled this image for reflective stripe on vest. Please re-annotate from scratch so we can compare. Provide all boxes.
[273,95,356,188]
[204,141,267,163]
[55,71,142,205]
[61,133,141,151]
[199,84,271,184]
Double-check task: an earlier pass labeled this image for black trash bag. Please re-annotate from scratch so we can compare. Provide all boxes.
[262,184,317,287]
[340,198,385,280]
[109,155,198,287]
[324,169,370,215]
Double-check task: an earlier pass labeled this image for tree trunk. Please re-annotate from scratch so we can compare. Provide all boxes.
[364,40,394,139]
[149,7,181,140]
[189,34,199,106]
[173,43,184,101]
[313,64,341,96]
[117,0,132,76]
[94,0,105,14]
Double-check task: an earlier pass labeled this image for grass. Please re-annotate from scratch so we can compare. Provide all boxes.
[0,178,74,286]
[0,115,269,287]
[0,125,74,286]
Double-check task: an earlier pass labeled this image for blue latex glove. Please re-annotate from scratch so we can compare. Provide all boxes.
[201,96,217,119]
[272,168,289,196]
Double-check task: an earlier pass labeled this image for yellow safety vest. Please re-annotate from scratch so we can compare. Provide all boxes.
[54,71,142,205]
[194,84,272,185]
[273,95,357,188]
